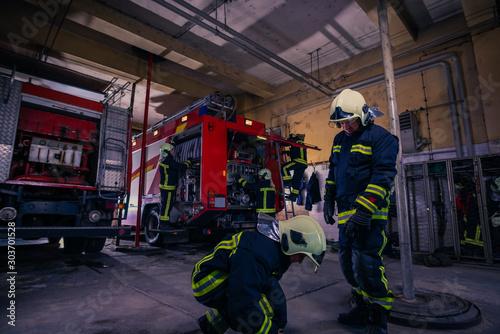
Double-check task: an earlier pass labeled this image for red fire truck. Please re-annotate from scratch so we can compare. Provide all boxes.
[0,75,131,253]
[123,92,317,246]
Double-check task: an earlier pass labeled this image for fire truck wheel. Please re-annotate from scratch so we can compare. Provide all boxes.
[63,237,86,254]
[85,238,106,253]
[144,207,164,247]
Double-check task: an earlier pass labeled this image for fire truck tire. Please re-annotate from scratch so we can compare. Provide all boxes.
[85,238,106,253]
[63,237,86,254]
[144,207,164,247]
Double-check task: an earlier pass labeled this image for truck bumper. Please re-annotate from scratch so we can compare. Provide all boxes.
[0,226,131,238]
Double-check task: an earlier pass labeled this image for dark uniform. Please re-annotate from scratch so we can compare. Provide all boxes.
[238,176,276,216]
[282,137,307,200]
[326,122,398,312]
[158,153,190,223]
[192,231,290,334]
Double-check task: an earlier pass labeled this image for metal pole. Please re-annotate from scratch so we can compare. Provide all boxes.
[135,53,153,248]
[377,0,415,300]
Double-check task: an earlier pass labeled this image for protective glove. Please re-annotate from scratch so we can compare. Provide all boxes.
[323,187,336,225]
[344,209,372,239]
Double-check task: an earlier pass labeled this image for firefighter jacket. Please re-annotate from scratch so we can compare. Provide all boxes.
[159,154,189,191]
[192,231,291,333]
[289,140,308,166]
[239,178,276,214]
[326,123,399,225]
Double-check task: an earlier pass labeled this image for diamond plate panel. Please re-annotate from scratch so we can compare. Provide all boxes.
[97,105,130,193]
[0,77,22,183]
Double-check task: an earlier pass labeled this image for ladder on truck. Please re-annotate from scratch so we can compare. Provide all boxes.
[275,141,295,219]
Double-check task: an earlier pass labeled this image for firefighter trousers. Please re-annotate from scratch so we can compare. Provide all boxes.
[282,161,306,194]
[338,223,394,311]
[160,188,175,223]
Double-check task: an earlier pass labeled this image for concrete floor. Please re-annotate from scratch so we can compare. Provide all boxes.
[1,237,500,334]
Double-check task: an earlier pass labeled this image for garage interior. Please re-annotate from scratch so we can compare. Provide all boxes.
[1,1,500,333]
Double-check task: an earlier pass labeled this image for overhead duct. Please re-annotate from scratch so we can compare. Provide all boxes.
[151,0,334,97]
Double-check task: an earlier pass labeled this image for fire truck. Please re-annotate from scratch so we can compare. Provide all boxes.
[123,91,317,246]
[0,75,131,253]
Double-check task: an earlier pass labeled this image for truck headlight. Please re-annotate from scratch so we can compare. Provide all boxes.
[0,207,17,221]
[88,210,102,223]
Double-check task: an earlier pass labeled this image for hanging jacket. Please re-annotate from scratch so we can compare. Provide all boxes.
[159,153,189,190]
[326,123,399,225]
[305,172,321,211]
[239,178,276,214]
[290,139,308,166]
[191,231,291,333]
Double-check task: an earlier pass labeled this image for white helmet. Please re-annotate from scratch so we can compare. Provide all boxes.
[329,89,384,128]
[160,143,174,157]
[279,215,326,269]
[258,168,272,180]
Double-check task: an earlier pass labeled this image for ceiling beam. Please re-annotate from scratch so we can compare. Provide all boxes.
[356,0,416,50]
[69,0,275,98]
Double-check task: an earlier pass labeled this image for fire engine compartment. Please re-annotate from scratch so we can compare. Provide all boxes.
[9,103,100,188]
[172,127,275,228]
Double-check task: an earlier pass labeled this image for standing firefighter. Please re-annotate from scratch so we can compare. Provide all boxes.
[234,168,277,217]
[192,213,326,334]
[323,89,399,334]
[281,134,307,201]
[158,143,191,229]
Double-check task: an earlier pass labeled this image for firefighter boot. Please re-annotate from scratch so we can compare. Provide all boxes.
[365,303,389,334]
[337,290,368,327]
[197,315,218,334]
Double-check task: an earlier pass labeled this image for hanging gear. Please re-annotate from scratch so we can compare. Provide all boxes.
[278,214,327,269]
[337,290,368,327]
[329,89,384,128]
[160,142,174,157]
[491,176,500,193]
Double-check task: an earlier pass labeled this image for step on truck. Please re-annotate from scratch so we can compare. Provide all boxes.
[123,91,318,246]
[0,75,132,253]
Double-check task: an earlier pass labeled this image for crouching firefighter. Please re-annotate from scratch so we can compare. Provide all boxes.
[191,213,327,334]
[323,89,399,334]
[158,143,192,229]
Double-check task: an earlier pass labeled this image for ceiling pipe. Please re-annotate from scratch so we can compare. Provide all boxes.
[151,0,333,97]
[270,52,471,158]
[169,0,335,93]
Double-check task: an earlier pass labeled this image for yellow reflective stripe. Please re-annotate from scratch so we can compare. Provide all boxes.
[193,270,229,297]
[366,184,387,198]
[372,208,388,220]
[362,290,394,310]
[207,308,228,334]
[159,185,176,190]
[356,196,377,213]
[160,191,173,221]
[257,208,276,213]
[192,233,242,289]
[295,158,307,165]
[260,187,276,213]
[282,162,295,179]
[351,144,372,155]
[325,180,335,185]
[332,145,341,153]
[338,209,355,225]
[256,295,273,334]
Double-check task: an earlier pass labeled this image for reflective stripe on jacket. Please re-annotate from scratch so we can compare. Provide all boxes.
[159,154,189,190]
[191,231,291,333]
[326,123,399,225]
